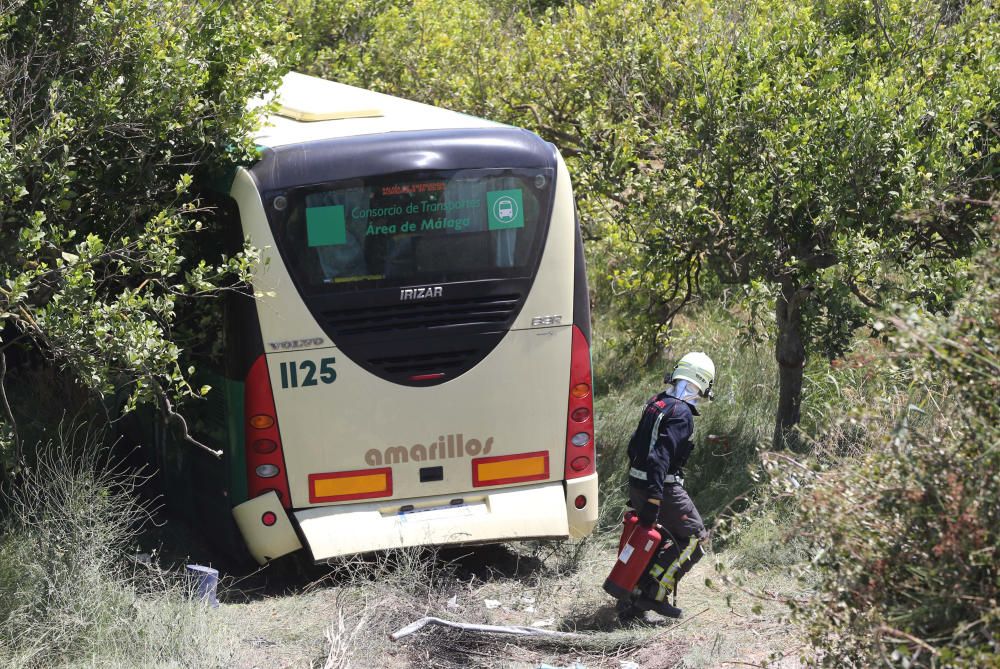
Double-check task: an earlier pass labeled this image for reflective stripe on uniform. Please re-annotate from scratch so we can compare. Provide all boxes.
[628,468,683,485]
[647,411,665,456]
[654,537,701,600]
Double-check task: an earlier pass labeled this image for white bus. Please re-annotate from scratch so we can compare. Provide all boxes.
[175,73,597,564]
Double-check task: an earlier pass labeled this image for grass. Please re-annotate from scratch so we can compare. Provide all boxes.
[2,304,869,668]
[0,426,249,668]
[593,304,778,527]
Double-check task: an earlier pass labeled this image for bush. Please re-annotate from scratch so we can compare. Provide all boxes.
[0,427,237,668]
[0,1,288,473]
[775,216,1000,666]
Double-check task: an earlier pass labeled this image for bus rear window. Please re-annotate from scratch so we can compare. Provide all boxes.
[271,168,554,291]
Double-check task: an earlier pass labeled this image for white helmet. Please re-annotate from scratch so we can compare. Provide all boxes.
[665,351,716,402]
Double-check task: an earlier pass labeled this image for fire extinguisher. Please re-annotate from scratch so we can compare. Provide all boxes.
[603,511,662,601]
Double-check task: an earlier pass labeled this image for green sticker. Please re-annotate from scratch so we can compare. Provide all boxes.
[487,189,524,231]
[306,205,346,247]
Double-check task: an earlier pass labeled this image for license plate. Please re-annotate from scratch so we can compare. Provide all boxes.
[397,502,487,524]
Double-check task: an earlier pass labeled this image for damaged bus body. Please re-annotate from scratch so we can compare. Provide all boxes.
[186,73,597,564]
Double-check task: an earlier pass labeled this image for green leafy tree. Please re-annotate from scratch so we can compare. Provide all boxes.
[593,0,998,447]
[0,1,287,470]
[299,0,998,448]
[772,203,999,666]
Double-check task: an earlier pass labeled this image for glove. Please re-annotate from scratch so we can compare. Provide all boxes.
[638,500,660,528]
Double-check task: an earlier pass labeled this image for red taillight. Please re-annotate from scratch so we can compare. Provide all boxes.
[575,495,587,509]
[565,326,595,480]
[252,439,277,454]
[261,511,277,527]
[245,355,292,508]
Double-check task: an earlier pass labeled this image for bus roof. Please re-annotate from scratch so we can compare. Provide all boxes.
[254,72,501,148]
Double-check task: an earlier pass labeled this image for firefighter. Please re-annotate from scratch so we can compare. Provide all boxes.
[619,351,715,620]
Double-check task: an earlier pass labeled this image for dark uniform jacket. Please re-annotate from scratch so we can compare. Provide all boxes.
[626,392,696,501]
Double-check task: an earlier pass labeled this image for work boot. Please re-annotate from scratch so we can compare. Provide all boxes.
[632,596,682,619]
[615,599,643,624]
[650,600,682,619]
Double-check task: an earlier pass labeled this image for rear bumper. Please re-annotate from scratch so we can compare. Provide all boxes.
[234,477,600,564]
[565,472,599,538]
[295,481,571,561]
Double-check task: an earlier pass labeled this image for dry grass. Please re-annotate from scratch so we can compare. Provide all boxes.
[0,445,809,668]
[188,518,807,669]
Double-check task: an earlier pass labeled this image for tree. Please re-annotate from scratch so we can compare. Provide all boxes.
[591,0,999,447]
[0,1,288,470]
[297,0,999,448]
[774,200,999,666]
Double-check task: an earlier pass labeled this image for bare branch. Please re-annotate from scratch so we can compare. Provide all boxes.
[389,616,581,641]
[156,386,222,459]
[0,353,17,445]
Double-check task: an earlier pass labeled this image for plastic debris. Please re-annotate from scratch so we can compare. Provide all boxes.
[484,599,501,609]
[186,564,219,608]
[390,616,581,641]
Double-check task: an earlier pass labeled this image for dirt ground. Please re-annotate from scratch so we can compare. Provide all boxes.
[192,533,808,669]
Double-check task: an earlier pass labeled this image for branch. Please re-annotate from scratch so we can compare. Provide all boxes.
[876,624,940,657]
[847,277,880,309]
[156,387,222,459]
[389,616,581,642]
[510,104,585,151]
[0,353,17,445]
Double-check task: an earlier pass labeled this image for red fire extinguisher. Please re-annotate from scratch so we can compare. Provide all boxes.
[603,511,662,601]
[618,510,638,553]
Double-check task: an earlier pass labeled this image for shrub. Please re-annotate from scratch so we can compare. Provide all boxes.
[775,216,1000,666]
[0,426,237,668]
[0,1,288,473]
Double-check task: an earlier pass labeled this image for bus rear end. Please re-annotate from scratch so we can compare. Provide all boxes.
[228,81,596,563]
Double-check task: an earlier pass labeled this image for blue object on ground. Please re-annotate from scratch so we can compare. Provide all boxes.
[186,564,220,608]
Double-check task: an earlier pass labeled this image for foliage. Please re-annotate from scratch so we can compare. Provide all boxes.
[0,0,288,471]
[0,427,238,668]
[295,0,998,447]
[592,0,998,445]
[771,212,1000,667]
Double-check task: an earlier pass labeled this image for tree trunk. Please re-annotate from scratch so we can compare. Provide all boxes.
[773,279,807,450]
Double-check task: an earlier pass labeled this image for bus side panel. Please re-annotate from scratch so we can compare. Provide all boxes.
[509,155,575,332]
[230,169,329,353]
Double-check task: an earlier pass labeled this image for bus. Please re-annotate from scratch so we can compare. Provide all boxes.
[170,72,597,564]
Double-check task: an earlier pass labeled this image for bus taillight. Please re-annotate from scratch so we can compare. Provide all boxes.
[565,326,595,480]
[245,355,292,508]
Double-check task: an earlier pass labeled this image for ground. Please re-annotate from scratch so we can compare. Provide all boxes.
[165,523,809,669]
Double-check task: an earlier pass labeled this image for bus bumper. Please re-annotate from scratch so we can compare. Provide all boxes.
[292,482,573,562]
[232,492,303,564]
[565,473,599,538]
